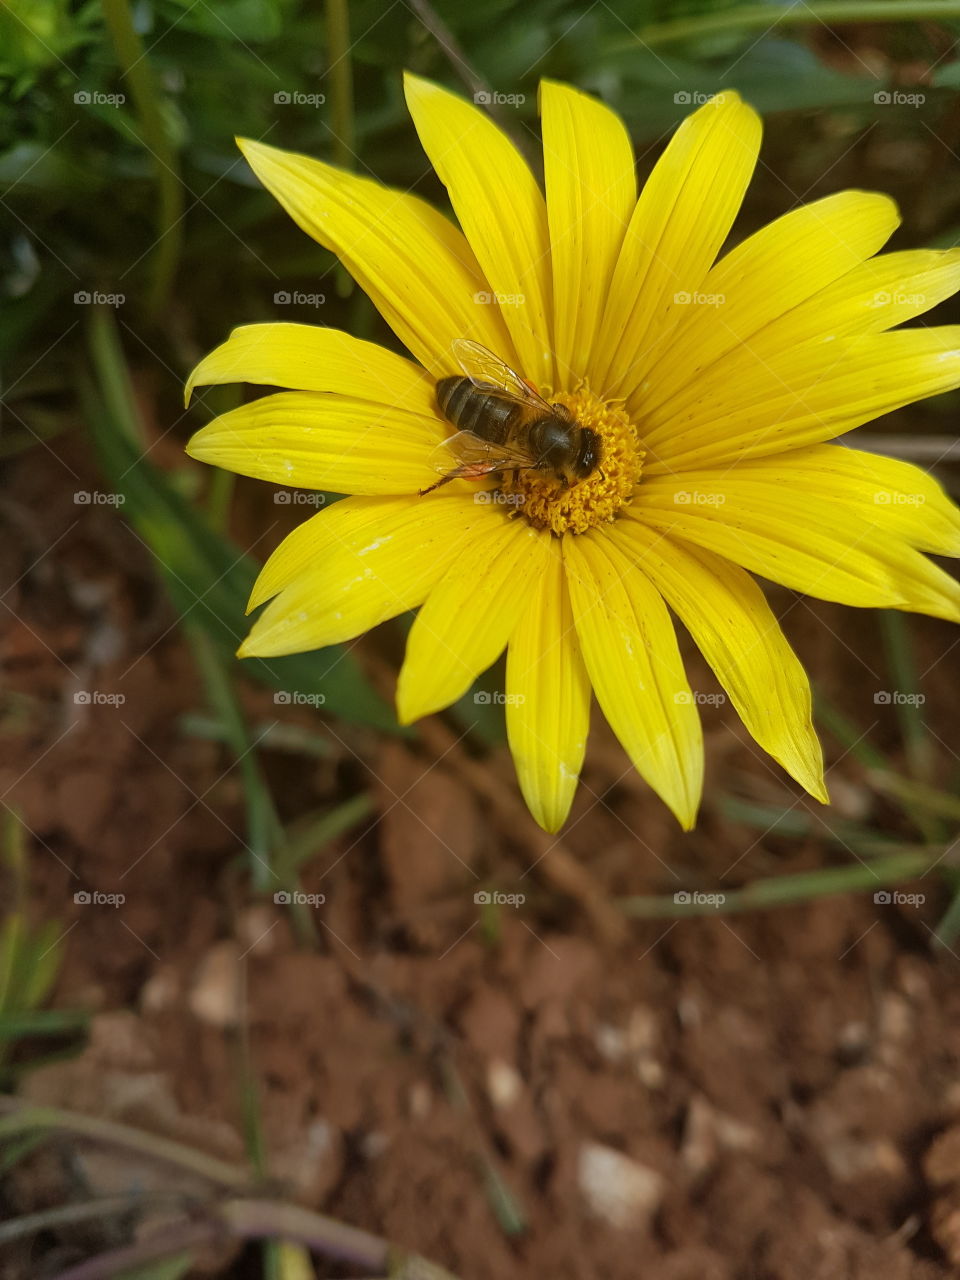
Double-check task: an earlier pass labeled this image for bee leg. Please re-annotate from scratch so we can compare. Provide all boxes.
[418,472,457,497]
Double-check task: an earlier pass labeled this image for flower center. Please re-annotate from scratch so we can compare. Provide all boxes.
[501,385,644,535]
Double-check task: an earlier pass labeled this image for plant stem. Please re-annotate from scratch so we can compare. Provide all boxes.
[625,0,960,48]
[100,0,184,317]
[325,0,355,170]
[0,1193,187,1245]
[187,624,283,892]
[618,848,946,918]
[880,610,935,786]
[0,1100,250,1189]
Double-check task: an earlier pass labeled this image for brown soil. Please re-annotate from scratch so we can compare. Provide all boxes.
[4,439,960,1280]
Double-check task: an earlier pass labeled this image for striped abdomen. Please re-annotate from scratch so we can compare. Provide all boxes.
[436,377,523,445]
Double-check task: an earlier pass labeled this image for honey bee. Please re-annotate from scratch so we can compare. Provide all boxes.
[419,340,601,496]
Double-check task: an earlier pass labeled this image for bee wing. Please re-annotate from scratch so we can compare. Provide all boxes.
[451,339,553,412]
[429,430,538,476]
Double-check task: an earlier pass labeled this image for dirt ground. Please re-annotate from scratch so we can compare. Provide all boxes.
[5,436,960,1280]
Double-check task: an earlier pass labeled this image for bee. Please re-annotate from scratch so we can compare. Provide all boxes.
[419,339,601,496]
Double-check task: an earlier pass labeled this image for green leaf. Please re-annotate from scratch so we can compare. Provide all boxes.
[115,1254,195,1280]
[84,311,399,732]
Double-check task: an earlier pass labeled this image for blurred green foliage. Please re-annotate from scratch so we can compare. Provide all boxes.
[5,0,960,374]
[4,0,960,738]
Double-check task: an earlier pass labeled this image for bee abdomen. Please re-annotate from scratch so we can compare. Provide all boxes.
[435,377,514,442]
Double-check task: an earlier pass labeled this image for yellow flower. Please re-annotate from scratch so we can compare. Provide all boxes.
[186,77,960,833]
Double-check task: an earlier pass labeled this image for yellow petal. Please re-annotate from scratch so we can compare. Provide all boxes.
[715,444,960,556]
[185,323,435,413]
[397,519,552,723]
[563,532,703,829]
[505,538,591,832]
[403,74,554,392]
[632,189,900,421]
[593,91,761,398]
[240,493,479,657]
[644,326,960,473]
[633,469,960,621]
[540,81,636,390]
[237,137,513,377]
[679,249,960,375]
[185,391,441,495]
[611,520,826,802]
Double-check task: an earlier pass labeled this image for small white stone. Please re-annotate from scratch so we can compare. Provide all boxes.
[487,1058,523,1109]
[188,941,243,1029]
[577,1142,664,1229]
[140,965,180,1014]
[409,1081,432,1120]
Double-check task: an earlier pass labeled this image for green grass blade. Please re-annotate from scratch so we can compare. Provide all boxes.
[618,848,948,918]
[82,310,398,732]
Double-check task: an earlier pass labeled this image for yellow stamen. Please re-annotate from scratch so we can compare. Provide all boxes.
[503,385,644,535]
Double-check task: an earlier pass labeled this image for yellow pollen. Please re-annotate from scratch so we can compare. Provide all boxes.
[502,385,644,535]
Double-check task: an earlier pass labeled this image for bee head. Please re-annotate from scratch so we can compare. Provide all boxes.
[571,427,601,480]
